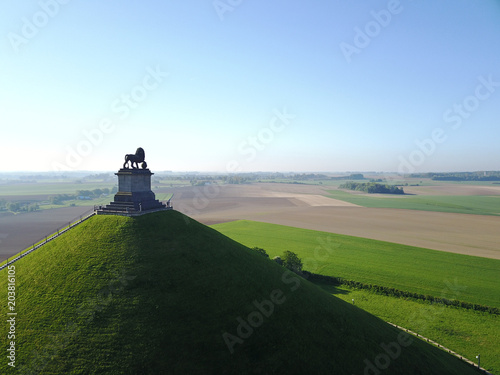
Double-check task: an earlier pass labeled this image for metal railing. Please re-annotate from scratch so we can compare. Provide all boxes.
[0,208,96,271]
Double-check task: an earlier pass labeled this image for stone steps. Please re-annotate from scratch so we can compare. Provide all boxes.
[95,165,171,216]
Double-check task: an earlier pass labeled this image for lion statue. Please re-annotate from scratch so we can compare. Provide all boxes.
[123,147,146,169]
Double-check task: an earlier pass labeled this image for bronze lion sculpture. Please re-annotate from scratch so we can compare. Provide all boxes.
[123,147,146,169]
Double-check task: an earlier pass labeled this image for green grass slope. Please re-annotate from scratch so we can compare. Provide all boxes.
[212,220,500,308]
[0,211,482,374]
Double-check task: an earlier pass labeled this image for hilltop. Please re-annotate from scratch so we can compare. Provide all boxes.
[1,211,481,374]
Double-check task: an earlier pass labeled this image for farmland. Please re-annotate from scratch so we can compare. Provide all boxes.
[1,173,499,372]
[211,220,500,308]
[212,220,500,373]
[0,211,481,374]
[327,189,500,216]
[2,175,500,262]
[318,284,500,374]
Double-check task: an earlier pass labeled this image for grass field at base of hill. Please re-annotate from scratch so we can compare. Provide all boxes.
[326,189,500,215]
[211,220,500,308]
[315,283,499,374]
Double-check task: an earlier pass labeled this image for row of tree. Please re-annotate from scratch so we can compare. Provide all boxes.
[302,272,499,315]
[221,176,251,184]
[49,187,117,205]
[330,173,365,180]
[289,173,329,180]
[76,187,117,197]
[252,247,303,274]
[0,186,119,212]
[250,247,498,315]
[339,182,404,194]
[410,171,500,181]
[0,200,39,212]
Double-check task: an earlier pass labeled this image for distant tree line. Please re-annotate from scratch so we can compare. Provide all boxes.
[190,179,213,186]
[76,187,116,197]
[82,173,115,182]
[410,171,500,181]
[0,186,118,212]
[339,182,404,194]
[50,194,76,205]
[302,272,499,315]
[290,173,329,180]
[50,187,117,205]
[221,176,250,184]
[330,173,365,180]
[0,199,39,212]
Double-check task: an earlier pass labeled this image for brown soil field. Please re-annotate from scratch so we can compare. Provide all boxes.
[0,206,93,262]
[2,182,499,262]
[171,183,500,260]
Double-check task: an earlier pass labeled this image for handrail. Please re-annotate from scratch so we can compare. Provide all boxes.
[0,208,96,271]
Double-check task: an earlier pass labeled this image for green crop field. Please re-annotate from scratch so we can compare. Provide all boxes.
[326,189,500,216]
[316,284,500,374]
[211,220,500,308]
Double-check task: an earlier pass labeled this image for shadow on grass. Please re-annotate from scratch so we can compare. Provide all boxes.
[312,281,350,296]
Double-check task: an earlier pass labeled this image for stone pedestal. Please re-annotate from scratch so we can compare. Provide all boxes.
[97,168,168,215]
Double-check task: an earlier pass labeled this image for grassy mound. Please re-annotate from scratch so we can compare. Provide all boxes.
[0,211,481,374]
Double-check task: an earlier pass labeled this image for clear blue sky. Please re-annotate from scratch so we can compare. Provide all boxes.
[1,0,499,173]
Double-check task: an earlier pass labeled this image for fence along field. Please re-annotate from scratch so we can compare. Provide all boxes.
[319,284,500,374]
[211,220,500,309]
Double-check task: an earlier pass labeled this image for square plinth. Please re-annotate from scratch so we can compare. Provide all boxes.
[97,168,168,215]
[115,168,153,192]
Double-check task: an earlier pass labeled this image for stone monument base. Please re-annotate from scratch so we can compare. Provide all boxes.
[96,168,172,216]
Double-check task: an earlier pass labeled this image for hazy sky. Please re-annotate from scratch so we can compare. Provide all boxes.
[1,0,499,173]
